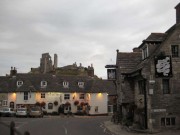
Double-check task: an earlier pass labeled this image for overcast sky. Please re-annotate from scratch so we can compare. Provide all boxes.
[0,0,179,78]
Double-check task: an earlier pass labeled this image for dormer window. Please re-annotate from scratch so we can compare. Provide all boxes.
[17,81,23,87]
[63,81,69,88]
[41,81,47,88]
[142,44,149,59]
[78,82,84,88]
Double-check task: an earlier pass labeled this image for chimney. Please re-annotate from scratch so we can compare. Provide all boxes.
[10,67,17,76]
[175,3,180,24]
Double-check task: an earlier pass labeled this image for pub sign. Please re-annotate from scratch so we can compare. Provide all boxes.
[155,55,172,77]
[107,69,116,80]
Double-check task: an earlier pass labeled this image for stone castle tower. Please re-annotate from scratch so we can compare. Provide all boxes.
[40,53,58,73]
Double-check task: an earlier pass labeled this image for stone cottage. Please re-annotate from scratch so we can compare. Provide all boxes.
[115,3,180,132]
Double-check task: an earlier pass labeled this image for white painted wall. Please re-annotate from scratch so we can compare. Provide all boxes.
[7,92,108,115]
[88,93,108,115]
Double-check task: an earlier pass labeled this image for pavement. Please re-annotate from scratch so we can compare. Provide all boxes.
[104,120,180,135]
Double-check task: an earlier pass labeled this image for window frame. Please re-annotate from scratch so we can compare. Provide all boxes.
[48,103,53,110]
[142,44,149,59]
[41,81,47,88]
[171,45,179,57]
[162,79,170,94]
[24,92,28,100]
[17,81,23,87]
[41,93,45,98]
[79,93,85,99]
[2,100,8,106]
[64,94,70,100]
[63,81,69,88]
[138,80,145,95]
[78,82,84,88]
[161,117,176,126]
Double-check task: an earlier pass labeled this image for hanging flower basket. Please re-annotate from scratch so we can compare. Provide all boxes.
[74,100,79,106]
[35,102,41,106]
[54,101,58,106]
[84,102,89,106]
[80,102,85,106]
[64,102,71,107]
[41,101,46,107]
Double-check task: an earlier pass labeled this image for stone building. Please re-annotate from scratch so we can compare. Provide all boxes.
[115,3,180,132]
[30,53,95,77]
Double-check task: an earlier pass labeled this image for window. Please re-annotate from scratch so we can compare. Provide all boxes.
[24,92,28,100]
[163,79,170,94]
[161,117,176,126]
[41,81,47,88]
[171,45,179,57]
[95,106,98,112]
[138,80,145,94]
[78,82,84,88]
[41,93,45,98]
[63,81,69,88]
[10,102,14,108]
[64,94,70,100]
[48,103,53,109]
[79,94,85,99]
[2,100,8,106]
[142,45,148,59]
[17,81,23,87]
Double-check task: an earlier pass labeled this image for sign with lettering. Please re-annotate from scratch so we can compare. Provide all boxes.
[155,56,172,77]
[107,69,116,80]
[151,109,166,113]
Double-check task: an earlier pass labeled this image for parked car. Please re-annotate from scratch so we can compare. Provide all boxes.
[0,107,16,117]
[29,107,43,118]
[16,108,29,117]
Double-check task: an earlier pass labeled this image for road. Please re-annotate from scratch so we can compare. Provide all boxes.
[0,115,113,135]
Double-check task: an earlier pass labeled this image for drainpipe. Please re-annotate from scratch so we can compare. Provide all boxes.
[143,79,148,129]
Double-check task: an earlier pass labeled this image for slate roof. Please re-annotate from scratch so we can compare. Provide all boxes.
[117,52,142,74]
[0,74,116,95]
[144,33,167,42]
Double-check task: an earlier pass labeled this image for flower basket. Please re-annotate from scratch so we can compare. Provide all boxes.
[64,102,71,107]
[74,100,79,106]
[54,101,58,106]
[80,102,84,106]
[41,102,46,107]
[35,102,41,106]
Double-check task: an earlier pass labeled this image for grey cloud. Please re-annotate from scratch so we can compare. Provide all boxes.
[0,0,179,77]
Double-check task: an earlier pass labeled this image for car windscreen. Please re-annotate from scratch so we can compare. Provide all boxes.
[17,108,26,111]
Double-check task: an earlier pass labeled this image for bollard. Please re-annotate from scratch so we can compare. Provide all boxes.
[10,121,15,135]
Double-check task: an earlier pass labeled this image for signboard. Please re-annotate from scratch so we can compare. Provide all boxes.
[155,55,172,77]
[151,109,166,113]
[107,69,116,80]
